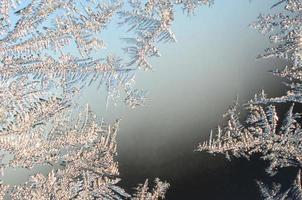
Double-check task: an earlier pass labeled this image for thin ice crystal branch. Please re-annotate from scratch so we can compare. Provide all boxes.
[132,178,170,200]
[257,180,302,200]
[124,88,147,109]
[118,0,213,70]
[0,182,9,200]
[257,182,289,200]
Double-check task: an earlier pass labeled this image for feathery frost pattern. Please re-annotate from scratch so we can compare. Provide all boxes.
[118,0,213,70]
[132,179,170,200]
[199,0,302,199]
[0,0,212,199]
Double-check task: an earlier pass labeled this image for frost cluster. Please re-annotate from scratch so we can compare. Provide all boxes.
[199,0,302,199]
[0,0,211,199]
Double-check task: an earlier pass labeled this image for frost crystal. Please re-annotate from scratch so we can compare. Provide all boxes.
[132,179,170,200]
[0,0,210,199]
[118,0,212,70]
[9,118,130,199]
[257,182,289,200]
[199,0,302,198]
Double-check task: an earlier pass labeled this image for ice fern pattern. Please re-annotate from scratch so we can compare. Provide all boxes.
[199,0,302,199]
[118,0,213,70]
[132,179,170,200]
[0,0,212,199]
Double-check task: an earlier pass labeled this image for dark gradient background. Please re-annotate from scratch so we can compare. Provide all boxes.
[0,1,294,199]
[114,1,289,199]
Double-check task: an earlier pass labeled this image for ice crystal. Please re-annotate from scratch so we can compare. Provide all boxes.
[132,179,170,200]
[124,88,147,109]
[199,0,302,198]
[0,182,9,200]
[257,182,289,200]
[8,117,130,199]
[0,0,209,199]
[199,102,302,173]
[257,180,302,200]
[118,0,213,70]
